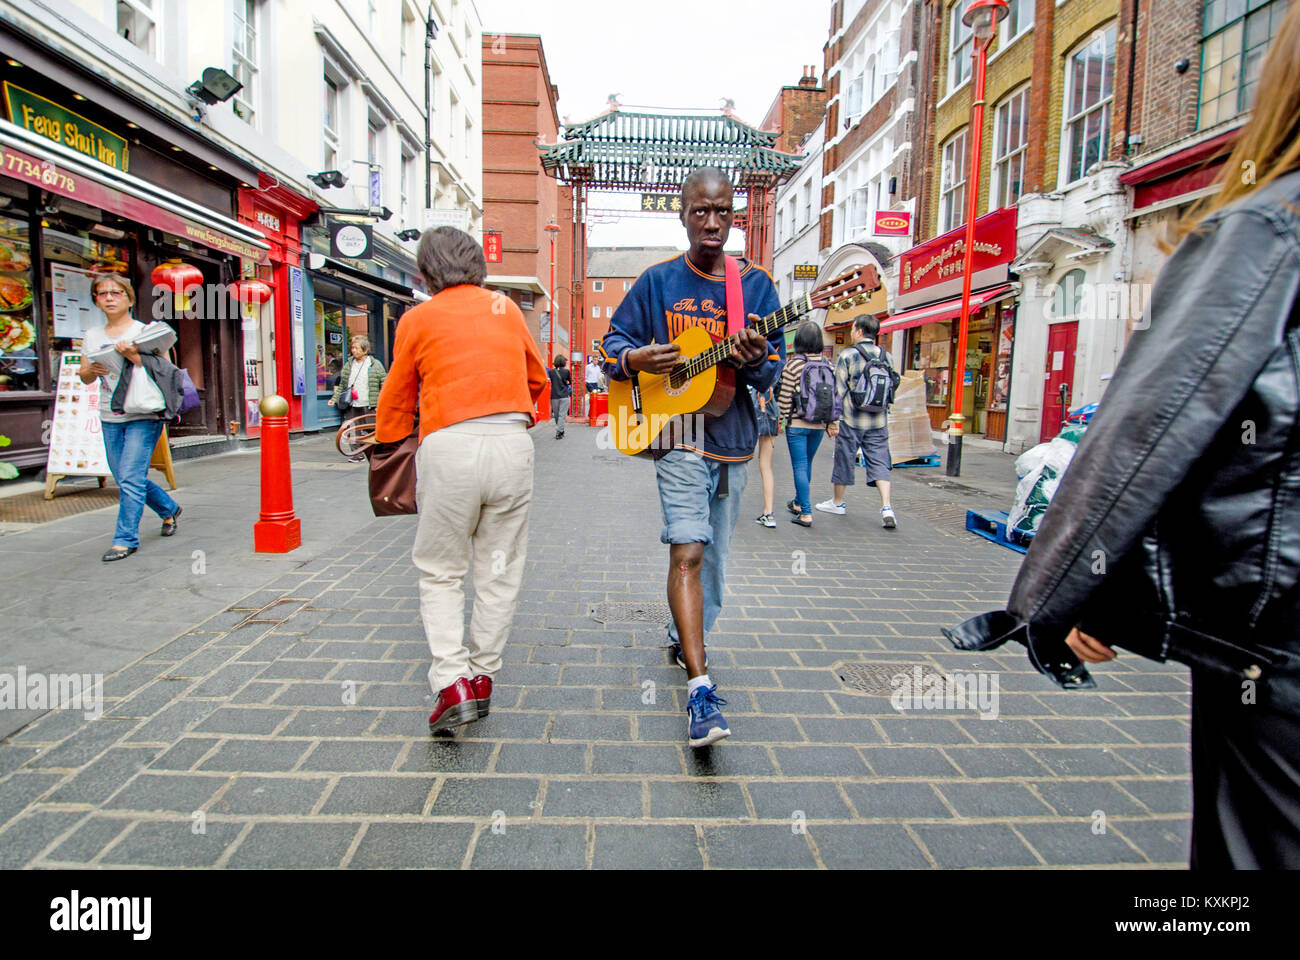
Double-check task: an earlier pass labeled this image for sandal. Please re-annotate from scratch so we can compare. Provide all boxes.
[161,506,182,537]
[787,499,801,516]
[791,515,812,527]
[102,546,137,562]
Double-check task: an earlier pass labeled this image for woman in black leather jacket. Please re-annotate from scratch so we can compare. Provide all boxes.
[946,6,1300,869]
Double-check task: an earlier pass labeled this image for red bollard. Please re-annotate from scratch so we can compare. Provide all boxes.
[253,394,301,553]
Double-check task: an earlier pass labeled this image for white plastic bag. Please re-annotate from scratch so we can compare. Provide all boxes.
[123,365,165,415]
[1007,436,1079,534]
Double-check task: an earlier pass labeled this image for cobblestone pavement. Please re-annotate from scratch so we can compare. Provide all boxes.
[0,427,1192,869]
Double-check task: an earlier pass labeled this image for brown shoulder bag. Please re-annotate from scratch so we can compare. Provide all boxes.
[335,413,418,516]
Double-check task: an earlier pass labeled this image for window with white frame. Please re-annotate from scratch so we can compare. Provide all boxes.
[592,280,604,292]
[606,306,613,318]
[1000,0,1035,45]
[117,0,158,57]
[844,74,863,126]
[1199,0,1287,128]
[949,4,973,92]
[464,115,471,159]
[623,281,631,292]
[1062,25,1116,184]
[787,197,797,233]
[775,209,784,245]
[231,0,258,126]
[368,0,379,33]
[323,74,341,170]
[400,7,413,81]
[939,129,968,232]
[802,181,813,226]
[992,86,1030,207]
[367,116,385,205]
[400,151,414,227]
[849,187,869,236]
[591,306,599,318]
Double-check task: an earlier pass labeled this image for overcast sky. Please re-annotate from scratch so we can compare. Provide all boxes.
[479,0,832,249]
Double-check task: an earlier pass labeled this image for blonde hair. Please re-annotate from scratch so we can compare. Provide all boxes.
[350,335,371,353]
[1177,1,1300,240]
[91,273,136,307]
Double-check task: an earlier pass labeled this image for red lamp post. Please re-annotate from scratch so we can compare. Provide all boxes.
[946,0,1008,477]
[543,219,561,400]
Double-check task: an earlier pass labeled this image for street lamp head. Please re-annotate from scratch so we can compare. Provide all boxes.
[543,222,560,236]
[963,0,1009,39]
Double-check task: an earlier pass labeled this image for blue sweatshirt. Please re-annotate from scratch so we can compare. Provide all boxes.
[601,254,785,462]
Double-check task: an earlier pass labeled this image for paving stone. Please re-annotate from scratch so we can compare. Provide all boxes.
[1016,821,1147,865]
[649,781,749,819]
[1107,718,1190,743]
[1031,779,1148,818]
[1117,778,1192,815]
[1105,694,1189,717]
[860,746,963,777]
[550,714,632,742]
[271,682,356,707]
[147,737,218,771]
[495,742,589,775]
[257,659,336,681]
[771,745,869,778]
[1033,718,1130,744]
[123,700,220,743]
[912,823,1040,868]
[542,780,643,818]
[210,776,329,815]
[796,717,879,743]
[811,824,931,869]
[1112,818,1191,864]
[0,773,64,829]
[878,717,979,745]
[591,744,682,775]
[843,781,951,819]
[45,816,133,864]
[279,709,383,738]
[300,740,404,772]
[430,777,541,816]
[400,740,495,774]
[44,746,160,805]
[0,811,93,868]
[751,691,836,714]
[702,826,818,868]
[746,781,853,820]
[1029,747,1143,777]
[936,782,1054,818]
[110,678,190,718]
[458,711,549,741]
[146,633,216,661]
[520,687,597,710]
[194,708,289,736]
[1111,747,1191,776]
[471,824,588,869]
[592,825,701,869]
[349,821,476,869]
[320,776,433,815]
[102,773,225,813]
[0,745,39,779]
[225,822,358,869]
[355,684,433,707]
[197,740,312,772]
[188,664,263,698]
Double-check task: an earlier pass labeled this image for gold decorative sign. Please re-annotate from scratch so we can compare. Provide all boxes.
[3,83,129,171]
[793,264,818,280]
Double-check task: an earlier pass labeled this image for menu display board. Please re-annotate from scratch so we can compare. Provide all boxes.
[50,264,98,337]
[45,352,111,479]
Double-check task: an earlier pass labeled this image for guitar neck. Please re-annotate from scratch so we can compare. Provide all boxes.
[679,294,812,379]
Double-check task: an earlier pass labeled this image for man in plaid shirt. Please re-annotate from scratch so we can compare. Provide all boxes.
[816,315,898,529]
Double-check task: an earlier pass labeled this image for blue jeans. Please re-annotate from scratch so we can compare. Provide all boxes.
[785,427,825,514]
[654,450,749,646]
[101,418,179,549]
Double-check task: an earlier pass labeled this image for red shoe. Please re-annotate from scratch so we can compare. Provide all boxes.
[470,675,492,719]
[427,678,478,734]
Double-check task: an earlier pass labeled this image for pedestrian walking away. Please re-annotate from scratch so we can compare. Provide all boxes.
[600,165,784,748]
[328,335,386,422]
[548,354,573,438]
[816,314,900,528]
[946,7,1300,869]
[376,226,550,736]
[776,320,839,528]
[77,273,182,562]
[750,375,780,528]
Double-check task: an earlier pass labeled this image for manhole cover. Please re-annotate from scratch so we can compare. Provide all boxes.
[589,600,672,624]
[835,661,936,695]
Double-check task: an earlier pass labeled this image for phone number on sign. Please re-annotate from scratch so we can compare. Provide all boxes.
[0,150,76,192]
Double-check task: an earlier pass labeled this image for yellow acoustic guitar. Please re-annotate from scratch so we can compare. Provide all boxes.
[606,266,880,456]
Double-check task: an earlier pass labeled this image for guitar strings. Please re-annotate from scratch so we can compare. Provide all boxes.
[674,296,812,383]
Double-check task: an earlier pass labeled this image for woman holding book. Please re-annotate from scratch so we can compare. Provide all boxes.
[77,273,182,562]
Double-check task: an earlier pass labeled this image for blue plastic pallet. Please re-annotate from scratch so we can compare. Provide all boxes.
[965,509,1032,554]
[894,455,940,468]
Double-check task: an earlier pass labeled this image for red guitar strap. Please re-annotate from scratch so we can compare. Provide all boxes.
[724,255,745,337]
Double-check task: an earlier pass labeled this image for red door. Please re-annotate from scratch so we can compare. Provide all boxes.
[1040,321,1078,443]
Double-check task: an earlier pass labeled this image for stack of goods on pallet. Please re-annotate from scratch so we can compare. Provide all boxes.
[887,371,938,464]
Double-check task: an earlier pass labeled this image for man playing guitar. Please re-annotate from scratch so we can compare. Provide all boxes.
[600,166,785,748]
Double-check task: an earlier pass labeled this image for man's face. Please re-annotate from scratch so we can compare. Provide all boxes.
[681,178,734,258]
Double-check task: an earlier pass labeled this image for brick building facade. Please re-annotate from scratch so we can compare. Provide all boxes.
[482,34,573,355]
[583,247,682,350]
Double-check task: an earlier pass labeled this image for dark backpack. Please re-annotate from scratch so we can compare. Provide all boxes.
[849,342,900,413]
[794,356,839,424]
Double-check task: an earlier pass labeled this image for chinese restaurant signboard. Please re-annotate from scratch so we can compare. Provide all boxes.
[3,84,129,171]
[483,232,503,263]
[895,206,1017,310]
[872,210,911,236]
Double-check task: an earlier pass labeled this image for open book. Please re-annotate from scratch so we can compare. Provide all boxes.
[87,322,177,374]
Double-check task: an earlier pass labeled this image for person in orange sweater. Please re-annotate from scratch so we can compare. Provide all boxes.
[376,226,550,735]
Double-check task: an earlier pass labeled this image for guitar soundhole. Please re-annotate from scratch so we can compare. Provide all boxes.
[664,367,690,396]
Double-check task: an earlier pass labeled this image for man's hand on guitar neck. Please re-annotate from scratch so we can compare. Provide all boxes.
[627,343,682,375]
[729,321,768,367]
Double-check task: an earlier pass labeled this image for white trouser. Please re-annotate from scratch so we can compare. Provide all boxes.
[412,420,534,693]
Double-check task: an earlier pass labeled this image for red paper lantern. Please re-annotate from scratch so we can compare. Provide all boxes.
[230,279,274,305]
[151,258,204,311]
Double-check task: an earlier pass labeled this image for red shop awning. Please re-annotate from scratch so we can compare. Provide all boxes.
[880,284,1015,335]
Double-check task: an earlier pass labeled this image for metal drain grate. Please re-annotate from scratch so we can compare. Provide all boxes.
[835,661,936,695]
[589,600,673,625]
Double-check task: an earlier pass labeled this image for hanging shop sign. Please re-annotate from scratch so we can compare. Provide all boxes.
[289,266,306,396]
[639,193,682,212]
[793,264,818,280]
[483,231,503,263]
[423,208,470,231]
[329,222,373,260]
[873,211,912,237]
[895,206,1017,311]
[3,84,129,171]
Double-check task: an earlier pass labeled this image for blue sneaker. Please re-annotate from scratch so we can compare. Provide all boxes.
[687,685,731,748]
[669,642,708,671]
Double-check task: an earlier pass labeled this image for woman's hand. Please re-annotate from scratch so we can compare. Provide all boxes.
[1066,626,1116,663]
[327,399,336,407]
[78,359,111,383]
[115,341,142,366]
[827,422,840,438]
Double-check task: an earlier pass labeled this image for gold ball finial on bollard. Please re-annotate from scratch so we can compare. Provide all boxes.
[259,394,289,417]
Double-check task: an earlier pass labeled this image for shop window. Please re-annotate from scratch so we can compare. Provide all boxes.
[939,129,968,232]
[1199,0,1286,128]
[913,322,953,405]
[1061,25,1116,185]
[993,86,1030,207]
[231,0,260,127]
[948,3,973,93]
[0,208,37,393]
[117,0,158,59]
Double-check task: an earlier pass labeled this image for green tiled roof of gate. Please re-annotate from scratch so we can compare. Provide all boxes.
[538,111,804,190]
